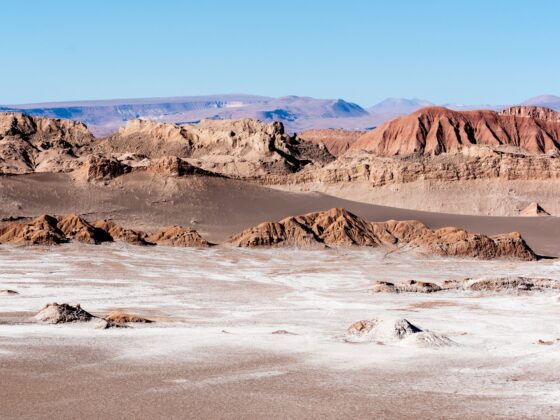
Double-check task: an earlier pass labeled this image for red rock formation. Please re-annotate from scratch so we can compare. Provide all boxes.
[351,106,560,156]
[0,215,67,245]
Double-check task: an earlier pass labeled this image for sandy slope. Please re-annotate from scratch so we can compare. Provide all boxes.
[0,172,559,257]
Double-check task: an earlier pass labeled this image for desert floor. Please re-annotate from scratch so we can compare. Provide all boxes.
[1,244,559,419]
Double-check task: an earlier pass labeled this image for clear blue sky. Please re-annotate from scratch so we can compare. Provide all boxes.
[1,0,558,106]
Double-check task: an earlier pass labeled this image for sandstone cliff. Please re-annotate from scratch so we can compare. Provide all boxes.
[259,146,560,187]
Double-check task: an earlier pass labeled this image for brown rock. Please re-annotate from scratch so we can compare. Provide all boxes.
[33,303,93,324]
[56,214,112,244]
[0,215,67,245]
[227,208,381,248]
[103,310,153,324]
[227,208,537,260]
[146,225,212,247]
[92,220,150,245]
[80,155,132,182]
[0,112,94,175]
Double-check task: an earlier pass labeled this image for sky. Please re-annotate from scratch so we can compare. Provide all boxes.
[1,0,558,106]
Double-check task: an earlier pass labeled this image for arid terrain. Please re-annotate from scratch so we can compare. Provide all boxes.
[1,245,559,418]
[1,104,559,418]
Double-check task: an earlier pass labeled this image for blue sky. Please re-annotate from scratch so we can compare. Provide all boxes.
[1,0,558,106]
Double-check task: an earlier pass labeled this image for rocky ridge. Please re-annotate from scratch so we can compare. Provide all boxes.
[350,106,560,156]
[92,118,334,177]
[258,146,560,188]
[0,214,211,247]
[226,208,537,260]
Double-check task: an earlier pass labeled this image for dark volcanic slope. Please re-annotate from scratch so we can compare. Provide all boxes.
[0,172,558,257]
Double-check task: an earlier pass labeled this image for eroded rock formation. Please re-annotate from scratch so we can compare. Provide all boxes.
[0,112,94,174]
[227,208,537,260]
[93,118,333,177]
[146,225,212,247]
[33,303,93,324]
[350,106,560,156]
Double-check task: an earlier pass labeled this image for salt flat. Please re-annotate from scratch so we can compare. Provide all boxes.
[1,244,559,418]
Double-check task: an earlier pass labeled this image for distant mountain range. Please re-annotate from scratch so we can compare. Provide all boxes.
[1,94,559,136]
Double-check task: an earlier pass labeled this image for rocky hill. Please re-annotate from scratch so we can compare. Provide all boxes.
[93,118,333,177]
[350,106,560,156]
[0,112,94,174]
[226,208,536,260]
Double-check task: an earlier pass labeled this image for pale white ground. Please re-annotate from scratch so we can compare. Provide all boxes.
[1,244,559,419]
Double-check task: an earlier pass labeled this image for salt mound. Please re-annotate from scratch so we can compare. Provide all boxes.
[0,289,19,295]
[345,317,455,347]
[372,280,441,293]
[464,277,560,292]
[33,303,93,324]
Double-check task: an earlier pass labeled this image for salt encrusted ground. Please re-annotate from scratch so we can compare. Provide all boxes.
[1,244,559,418]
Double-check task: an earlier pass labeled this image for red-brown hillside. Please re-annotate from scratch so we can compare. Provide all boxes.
[350,106,560,156]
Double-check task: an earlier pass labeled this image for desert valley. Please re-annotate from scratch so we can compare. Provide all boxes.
[1,97,560,417]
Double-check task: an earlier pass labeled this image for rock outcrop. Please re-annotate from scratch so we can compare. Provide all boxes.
[372,276,560,294]
[520,202,550,216]
[371,280,441,293]
[0,215,68,245]
[93,118,333,177]
[345,317,455,347]
[146,225,212,247]
[92,220,150,245]
[0,215,209,247]
[78,155,132,182]
[298,129,366,157]
[227,208,537,260]
[56,214,112,244]
[260,146,560,188]
[0,112,94,174]
[103,310,153,324]
[33,303,93,324]
[350,106,560,156]
[500,106,560,121]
